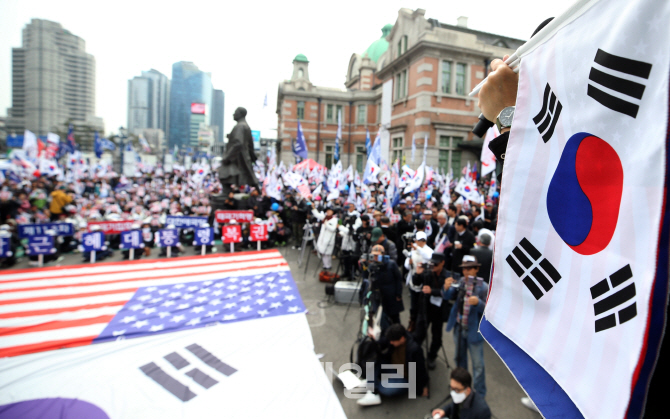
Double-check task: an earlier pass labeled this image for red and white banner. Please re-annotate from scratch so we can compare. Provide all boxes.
[222,225,242,243]
[88,220,135,234]
[249,224,268,241]
[215,210,254,224]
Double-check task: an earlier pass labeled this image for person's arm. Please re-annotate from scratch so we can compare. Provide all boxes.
[477,56,518,129]
[388,241,398,262]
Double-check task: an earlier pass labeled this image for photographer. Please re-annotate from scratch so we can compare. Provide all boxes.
[443,255,489,397]
[450,218,475,271]
[396,210,415,271]
[356,214,373,253]
[357,324,429,407]
[311,206,339,270]
[413,252,451,370]
[370,227,397,263]
[363,244,404,324]
[338,213,362,279]
[404,232,433,332]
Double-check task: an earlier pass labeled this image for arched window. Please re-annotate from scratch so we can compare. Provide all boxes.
[298,68,304,78]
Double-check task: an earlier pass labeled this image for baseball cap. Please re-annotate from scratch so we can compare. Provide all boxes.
[416,231,427,241]
[370,227,383,242]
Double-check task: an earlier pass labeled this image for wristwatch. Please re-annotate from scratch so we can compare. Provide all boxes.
[495,106,515,132]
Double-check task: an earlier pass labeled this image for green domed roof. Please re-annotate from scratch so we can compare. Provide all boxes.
[293,54,309,63]
[364,24,393,63]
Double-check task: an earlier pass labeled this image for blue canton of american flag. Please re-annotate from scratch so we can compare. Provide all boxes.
[94,271,305,343]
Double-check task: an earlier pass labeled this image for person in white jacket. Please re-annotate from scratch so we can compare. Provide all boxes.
[312,207,339,270]
[404,231,434,329]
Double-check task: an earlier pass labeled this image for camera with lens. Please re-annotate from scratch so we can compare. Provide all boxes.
[411,261,435,287]
[361,253,389,275]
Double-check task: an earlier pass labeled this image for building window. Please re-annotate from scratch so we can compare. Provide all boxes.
[326,104,334,123]
[325,145,333,168]
[395,70,407,100]
[438,136,463,174]
[356,146,366,173]
[297,101,305,120]
[392,137,403,164]
[397,35,408,57]
[336,105,343,123]
[376,104,381,123]
[298,68,304,78]
[442,61,452,94]
[357,105,367,124]
[456,63,467,95]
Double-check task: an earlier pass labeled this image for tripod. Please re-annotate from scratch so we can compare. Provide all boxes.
[297,221,317,272]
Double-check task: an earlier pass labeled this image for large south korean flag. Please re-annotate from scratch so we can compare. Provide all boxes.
[481,0,670,418]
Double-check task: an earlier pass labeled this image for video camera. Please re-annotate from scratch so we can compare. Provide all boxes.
[360,253,389,275]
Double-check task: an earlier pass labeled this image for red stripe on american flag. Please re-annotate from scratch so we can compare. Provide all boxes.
[0,315,115,337]
[0,249,281,276]
[0,335,97,358]
[0,301,128,319]
[0,260,288,294]
[0,254,285,286]
[0,287,139,306]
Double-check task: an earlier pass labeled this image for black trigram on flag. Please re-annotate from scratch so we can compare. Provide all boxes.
[533,83,563,143]
[590,264,636,333]
[506,238,562,300]
[140,343,238,402]
[587,49,652,118]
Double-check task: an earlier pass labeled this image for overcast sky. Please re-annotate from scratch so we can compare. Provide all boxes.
[0,0,568,138]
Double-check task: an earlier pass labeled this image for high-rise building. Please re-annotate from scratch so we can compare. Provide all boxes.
[6,19,103,150]
[127,69,169,139]
[211,89,225,144]
[168,62,213,149]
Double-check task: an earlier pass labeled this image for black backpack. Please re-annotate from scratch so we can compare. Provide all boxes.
[350,336,380,379]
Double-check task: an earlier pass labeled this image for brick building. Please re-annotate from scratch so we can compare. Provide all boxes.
[276,8,524,174]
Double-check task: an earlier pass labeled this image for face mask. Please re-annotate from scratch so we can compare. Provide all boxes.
[451,390,467,404]
[143,228,151,233]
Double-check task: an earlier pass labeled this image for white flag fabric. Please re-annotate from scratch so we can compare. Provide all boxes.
[480,1,670,418]
[0,251,346,419]
[403,161,424,194]
[22,130,38,159]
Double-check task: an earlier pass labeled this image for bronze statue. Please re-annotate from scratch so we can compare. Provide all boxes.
[218,107,259,196]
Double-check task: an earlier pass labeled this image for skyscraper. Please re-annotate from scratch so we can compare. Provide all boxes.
[127,69,169,147]
[211,89,225,144]
[168,62,213,149]
[6,19,103,149]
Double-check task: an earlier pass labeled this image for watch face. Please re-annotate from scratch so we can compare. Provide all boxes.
[500,106,515,126]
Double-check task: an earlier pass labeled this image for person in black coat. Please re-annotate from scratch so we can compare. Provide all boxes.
[367,244,404,324]
[357,324,430,406]
[412,252,452,368]
[469,233,493,283]
[450,218,476,272]
[432,367,491,419]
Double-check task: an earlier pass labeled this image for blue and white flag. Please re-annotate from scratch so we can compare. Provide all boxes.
[480,1,670,418]
[335,109,342,163]
[365,128,371,157]
[363,130,382,184]
[411,133,416,163]
[94,131,103,158]
[294,121,308,160]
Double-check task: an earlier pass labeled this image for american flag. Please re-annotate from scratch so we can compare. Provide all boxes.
[0,250,300,358]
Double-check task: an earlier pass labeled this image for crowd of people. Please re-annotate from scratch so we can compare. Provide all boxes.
[0,154,502,418]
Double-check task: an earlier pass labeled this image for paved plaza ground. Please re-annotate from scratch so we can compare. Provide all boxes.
[6,247,542,419]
